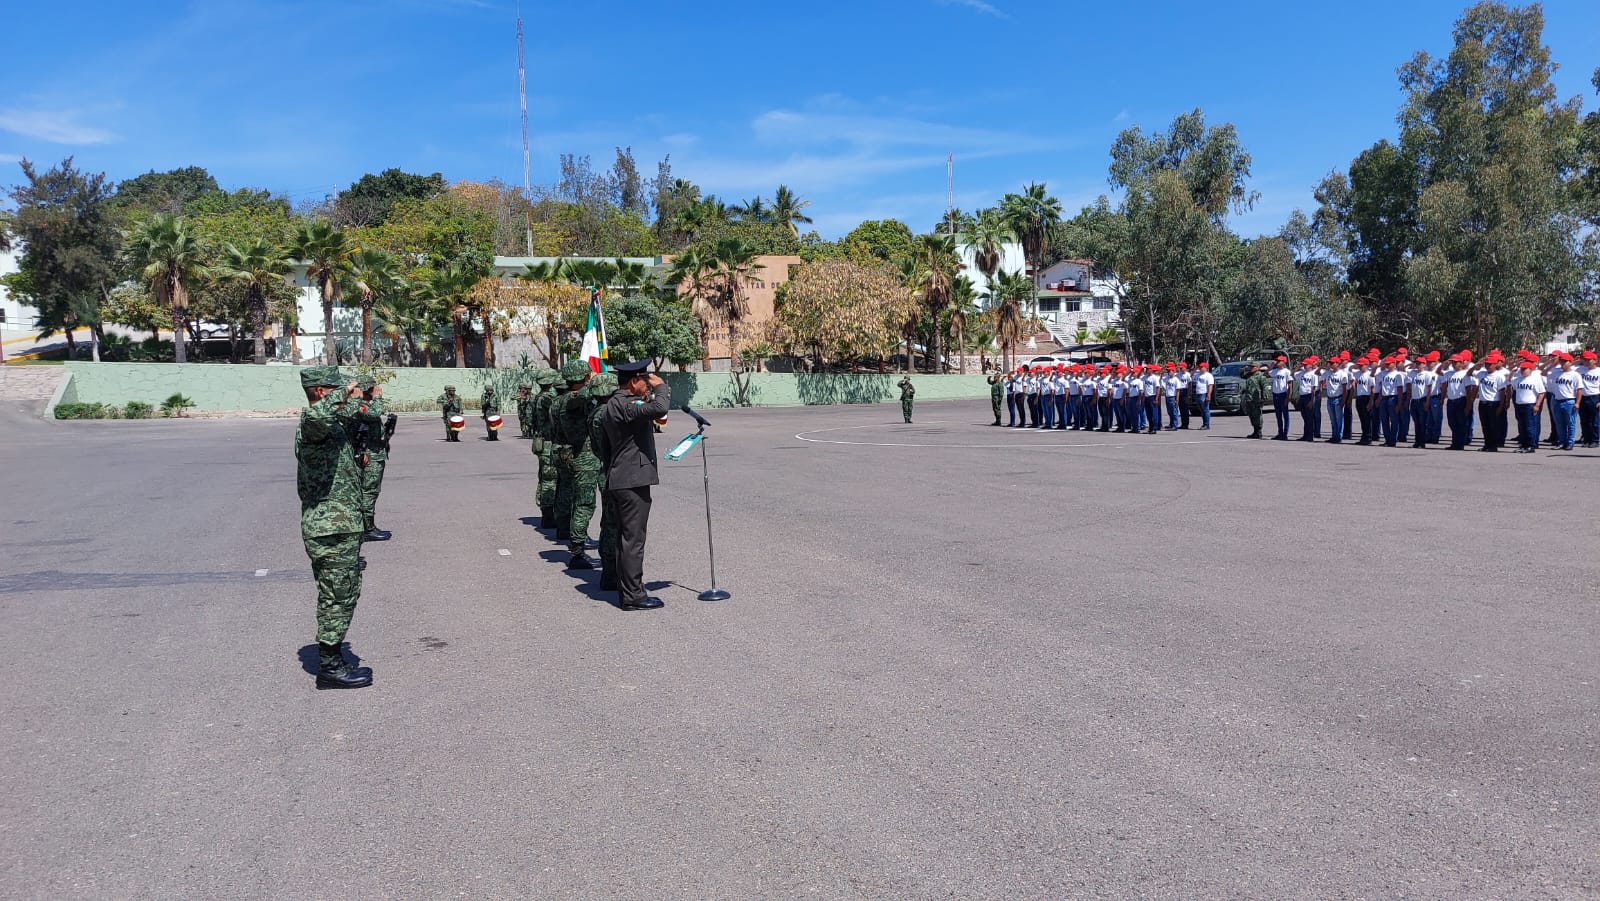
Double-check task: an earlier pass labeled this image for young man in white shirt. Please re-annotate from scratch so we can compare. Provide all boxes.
[1408,357,1438,448]
[1378,356,1405,447]
[1426,351,1448,444]
[1548,352,1584,451]
[1143,365,1163,434]
[1475,354,1509,452]
[1354,356,1378,444]
[1578,350,1600,448]
[1191,361,1215,430]
[1393,349,1413,443]
[1444,352,1477,449]
[1295,357,1322,441]
[1511,358,1547,453]
[1323,357,1350,444]
[1176,362,1194,429]
[1269,355,1293,440]
[1162,363,1182,431]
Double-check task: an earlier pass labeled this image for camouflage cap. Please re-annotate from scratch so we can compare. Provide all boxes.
[560,360,591,382]
[534,368,559,386]
[483,385,494,393]
[355,374,377,390]
[300,365,345,389]
[587,373,618,398]
[444,385,456,392]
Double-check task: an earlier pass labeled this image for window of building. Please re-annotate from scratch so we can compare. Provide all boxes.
[1093,298,1115,311]
[1061,300,1082,313]
[1038,299,1060,313]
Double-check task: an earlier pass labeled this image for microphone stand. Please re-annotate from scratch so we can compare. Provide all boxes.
[694,422,730,601]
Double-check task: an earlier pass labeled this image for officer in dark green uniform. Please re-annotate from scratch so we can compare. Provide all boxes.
[356,375,394,542]
[899,376,915,423]
[480,385,500,441]
[438,386,462,441]
[986,372,1004,425]
[1241,363,1268,439]
[563,371,615,570]
[515,385,533,439]
[551,360,592,541]
[534,368,562,528]
[296,366,380,689]
[599,360,671,610]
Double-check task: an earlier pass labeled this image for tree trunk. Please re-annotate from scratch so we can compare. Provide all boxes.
[481,310,494,368]
[957,325,966,374]
[453,310,466,368]
[170,301,187,363]
[321,276,337,365]
[250,291,267,365]
[89,324,101,363]
[360,297,373,364]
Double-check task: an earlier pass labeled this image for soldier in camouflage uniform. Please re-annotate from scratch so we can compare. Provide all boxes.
[480,385,500,441]
[987,372,1004,426]
[515,385,533,439]
[296,366,381,690]
[438,386,462,441]
[899,376,915,423]
[563,372,617,571]
[533,368,562,528]
[590,376,620,591]
[356,375,394,542]
[551,360,592,545]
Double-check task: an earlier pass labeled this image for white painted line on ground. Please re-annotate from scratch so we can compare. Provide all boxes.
[794,421,1214,450]
[254,569,269,577]
[498,548,511,556]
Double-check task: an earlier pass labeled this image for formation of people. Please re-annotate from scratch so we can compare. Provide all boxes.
[292,358,672,691]
[985,347,1600,452]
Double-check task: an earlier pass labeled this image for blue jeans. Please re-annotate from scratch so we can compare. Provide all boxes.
[1429,397,1445,443]
[1380,395,1399,445]
[1146,396,1161,431]
[1298,395,1317,440]
[1164,395,1180,429]
[1410,398,1430,445]
[1273,392,1290,438]
[1041,393,1055,428]
[1006,394,1018,426]
[1515,402,1540,450]
[1054,394,1067,429]
[1551,397,1576,448]
[1396,396,1411,443]
[1196,395,1211,428]
[1326,396,1344,443]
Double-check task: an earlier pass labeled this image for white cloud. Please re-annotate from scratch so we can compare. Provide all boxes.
[934,0,1008,18]
[0,109,118,145]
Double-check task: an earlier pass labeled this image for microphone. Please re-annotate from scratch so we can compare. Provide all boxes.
[682,404,711,429]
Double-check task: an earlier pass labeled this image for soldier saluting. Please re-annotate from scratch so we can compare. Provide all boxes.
[296,366,381,690]
[898,376,915,424]
[356,375,395,541]
[598,360,671,611]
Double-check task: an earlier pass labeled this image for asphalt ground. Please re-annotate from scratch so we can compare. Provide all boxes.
[1,397,1597,899]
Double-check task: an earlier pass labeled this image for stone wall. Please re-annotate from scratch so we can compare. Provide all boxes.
[57,362,993,413]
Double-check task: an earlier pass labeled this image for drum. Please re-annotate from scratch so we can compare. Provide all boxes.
[486,414,503,431]
[448,414,466,432]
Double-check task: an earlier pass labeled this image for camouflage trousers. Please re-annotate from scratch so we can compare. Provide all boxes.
[553,447,576,533]
[360,453,387,532]
[567,458,601,554]
[304,531,363,645]
[991,394,1003,424]
[901,398,914,422]
[537,441,557,511]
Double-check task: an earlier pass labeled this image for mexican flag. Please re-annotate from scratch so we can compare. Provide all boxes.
[579,288,608,373]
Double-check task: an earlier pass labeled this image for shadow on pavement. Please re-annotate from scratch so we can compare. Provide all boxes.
[296,642,363,676]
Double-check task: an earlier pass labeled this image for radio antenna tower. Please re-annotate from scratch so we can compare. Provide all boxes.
[516,4,534,256]
[946,152,955,234]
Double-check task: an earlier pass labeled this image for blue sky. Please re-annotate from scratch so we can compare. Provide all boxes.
[4,0,1599,240]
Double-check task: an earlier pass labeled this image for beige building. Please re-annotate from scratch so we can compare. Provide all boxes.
[673,255,802,366]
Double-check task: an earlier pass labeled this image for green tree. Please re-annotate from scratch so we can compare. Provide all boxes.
[345,247,403,364]
[770,261,916,370]
[111,166,221,216]
[4,158,121,360]
[215,238,292,365]
[335,168,446,227]
[289,220,353,365]
[602,294,702,370]
[124,213,208,363]
[1001,183,1062,318]
[961,208,1015,289]
[909,232,960,372]
[771,185,813,236]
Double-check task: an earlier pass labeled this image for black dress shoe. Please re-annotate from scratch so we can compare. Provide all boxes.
[358,556,367,571]
[620,597,664,611]
[567,553,595,570]
[363,528,392,542]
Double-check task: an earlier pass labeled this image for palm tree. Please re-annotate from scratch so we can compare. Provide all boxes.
[992,269,1033,372]
[664,248,715,370]
[731,196,769,223]
[612,259,649,296]
[962,208,1015,286]
[1001,183,1062,320]
[423,262,479,368]
[373,290,428,366]
[124,213,207,364]
[289,220,353,365]
[216,238,291,365]
[911,233,959,373]
[939,208,975,236]
[344,247,402,364]
[708,238,763,356]
[770,185,813,236]
[949,275,979,374]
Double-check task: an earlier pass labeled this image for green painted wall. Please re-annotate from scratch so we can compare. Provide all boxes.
[60,362,993,412]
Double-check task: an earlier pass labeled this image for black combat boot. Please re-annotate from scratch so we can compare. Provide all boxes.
[316,643,373,690]
[567,552,595,570]
[363,528,392,541]
[539,508,555,529]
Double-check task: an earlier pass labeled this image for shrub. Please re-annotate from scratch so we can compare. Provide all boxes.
[124,401,153,419]
[160,393,196,418]
[54,402,110,419]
